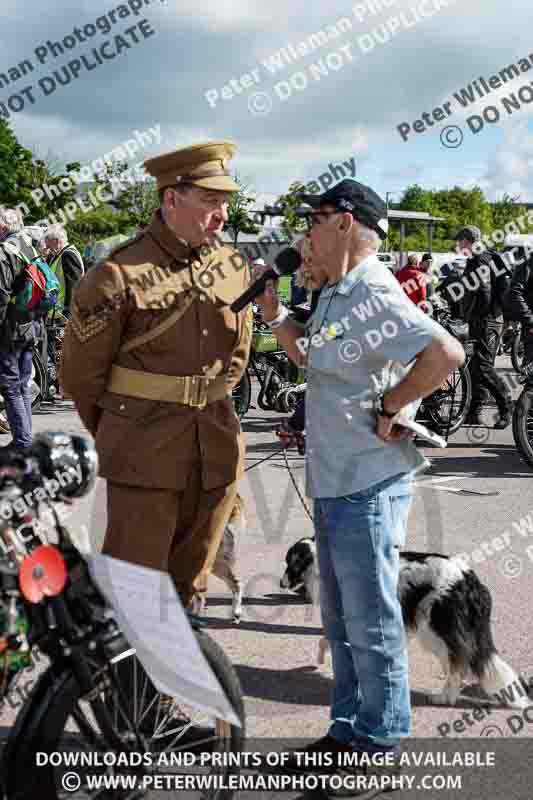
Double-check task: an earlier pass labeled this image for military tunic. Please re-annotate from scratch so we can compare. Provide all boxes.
[61,211,252,602]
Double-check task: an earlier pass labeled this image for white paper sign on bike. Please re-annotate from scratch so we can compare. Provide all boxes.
[88,554,241,727]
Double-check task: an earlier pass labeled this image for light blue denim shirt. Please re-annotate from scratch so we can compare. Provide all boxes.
[304,254,447,499]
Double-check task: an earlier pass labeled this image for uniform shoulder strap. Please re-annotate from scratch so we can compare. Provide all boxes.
[107,233,142,262]
[119,292,196,353]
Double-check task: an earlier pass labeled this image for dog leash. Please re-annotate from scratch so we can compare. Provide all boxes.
[243,440,315,524]
[282,445,314,524]
[244,446,286,472]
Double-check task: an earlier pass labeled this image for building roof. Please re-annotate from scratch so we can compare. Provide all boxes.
[252,206,445,224]
[387,210,445,223]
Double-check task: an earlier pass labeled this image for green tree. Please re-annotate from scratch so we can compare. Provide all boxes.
[0,119,35,209]
[385,184,530,253]
[273,181,308,241]
[64,161,160,252]
[97,160,157,229]
[28,160,82,227]
[0,121,82,225]
[66,206,124,254]
[490,193,530,235]
[224,174,261,245]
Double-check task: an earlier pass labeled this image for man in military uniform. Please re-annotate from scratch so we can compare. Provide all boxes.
[61,141,253,606]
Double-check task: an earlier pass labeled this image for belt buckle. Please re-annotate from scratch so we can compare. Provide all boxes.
[188,375,209,409]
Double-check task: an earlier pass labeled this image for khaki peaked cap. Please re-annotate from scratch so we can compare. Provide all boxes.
[144,140,240,192]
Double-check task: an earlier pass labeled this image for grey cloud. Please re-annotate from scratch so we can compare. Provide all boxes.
[2,0,533,199]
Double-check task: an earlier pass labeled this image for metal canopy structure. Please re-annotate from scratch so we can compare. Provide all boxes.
[251,206,445,266]
[387,209,446,266]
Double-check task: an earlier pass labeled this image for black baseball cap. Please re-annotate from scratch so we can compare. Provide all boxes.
[298,179,389,240]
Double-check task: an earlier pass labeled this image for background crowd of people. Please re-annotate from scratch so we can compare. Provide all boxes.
[281,223,531,442]
[0,207,84,450]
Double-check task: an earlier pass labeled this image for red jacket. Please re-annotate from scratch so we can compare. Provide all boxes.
[395,266,427,307]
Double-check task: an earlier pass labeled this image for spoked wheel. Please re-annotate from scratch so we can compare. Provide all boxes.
[273,386,290,413]
[277,387,300,414]
[511,331,526,375]
[4,631,245,800]
[513,387,533,468]
[30,350,47,412]
[232,370,251,419]
[423,364,473,435]
[257,370,282,411]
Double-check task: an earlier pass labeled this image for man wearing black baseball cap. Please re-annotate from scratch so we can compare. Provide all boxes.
[298,178,389,241]
[252,179,464,792]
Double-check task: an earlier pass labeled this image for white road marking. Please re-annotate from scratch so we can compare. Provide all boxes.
[414,476,468,486]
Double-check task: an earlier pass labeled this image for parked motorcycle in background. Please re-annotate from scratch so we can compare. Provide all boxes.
[232,304,306,419]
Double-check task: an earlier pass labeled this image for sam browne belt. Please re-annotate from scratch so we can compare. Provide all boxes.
[107,366,229,409]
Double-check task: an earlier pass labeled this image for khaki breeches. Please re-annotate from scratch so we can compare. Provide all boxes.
[102,468,238,607]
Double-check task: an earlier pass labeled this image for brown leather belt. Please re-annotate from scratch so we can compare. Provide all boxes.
[107,365,229,409]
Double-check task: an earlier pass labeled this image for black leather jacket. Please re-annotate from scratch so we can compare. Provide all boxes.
[461,252,495,322]
[505,255,533,327]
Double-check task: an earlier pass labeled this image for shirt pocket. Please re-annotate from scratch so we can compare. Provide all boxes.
[308,335,345,377]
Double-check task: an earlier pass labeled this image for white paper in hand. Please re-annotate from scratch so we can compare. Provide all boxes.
[386,362,447,448]
[88,554,241,727]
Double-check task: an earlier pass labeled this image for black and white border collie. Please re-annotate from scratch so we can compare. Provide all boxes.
[280,537,319,603]
[281,538,528,709]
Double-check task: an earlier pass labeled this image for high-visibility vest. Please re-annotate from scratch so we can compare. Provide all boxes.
[48,245,83,312]
[48,250,66,311]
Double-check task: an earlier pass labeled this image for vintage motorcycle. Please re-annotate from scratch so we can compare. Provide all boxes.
[232,305,305,419]
[0,432,244,799]
[512,363,533,467]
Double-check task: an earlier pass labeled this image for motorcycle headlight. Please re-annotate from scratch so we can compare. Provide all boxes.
[30,432,99,499]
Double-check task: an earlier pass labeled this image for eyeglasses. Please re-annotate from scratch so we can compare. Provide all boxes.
[304,211,341,230]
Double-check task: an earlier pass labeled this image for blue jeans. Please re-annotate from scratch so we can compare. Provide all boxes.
[314,474,413,754]
[0,346,33,450]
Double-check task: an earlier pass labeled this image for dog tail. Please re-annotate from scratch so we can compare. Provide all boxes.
[480,654,530,709]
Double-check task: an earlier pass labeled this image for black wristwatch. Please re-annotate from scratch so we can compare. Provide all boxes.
[376,393,397,418]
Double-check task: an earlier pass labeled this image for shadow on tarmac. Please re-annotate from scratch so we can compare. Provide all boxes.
[421,447,531,479]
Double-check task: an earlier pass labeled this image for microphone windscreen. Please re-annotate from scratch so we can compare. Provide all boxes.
[274,247,302,276]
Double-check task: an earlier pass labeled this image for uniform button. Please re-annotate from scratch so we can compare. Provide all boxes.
[202,329,209,336]
[119,403,125,411]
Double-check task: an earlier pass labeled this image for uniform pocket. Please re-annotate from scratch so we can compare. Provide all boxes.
[96,391,161,420]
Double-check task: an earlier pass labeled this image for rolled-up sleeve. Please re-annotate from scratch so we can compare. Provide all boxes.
[362,280,448,366]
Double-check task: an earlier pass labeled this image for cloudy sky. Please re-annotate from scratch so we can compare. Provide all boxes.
[2,0,533,207]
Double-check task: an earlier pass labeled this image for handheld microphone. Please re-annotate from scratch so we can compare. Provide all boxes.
[230,248,302,313]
